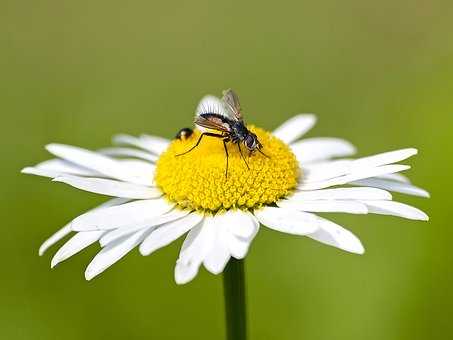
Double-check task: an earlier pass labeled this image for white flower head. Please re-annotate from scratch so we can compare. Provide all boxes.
[22,90,429,284]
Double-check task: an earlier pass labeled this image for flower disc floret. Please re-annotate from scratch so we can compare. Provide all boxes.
[155,126,299,212]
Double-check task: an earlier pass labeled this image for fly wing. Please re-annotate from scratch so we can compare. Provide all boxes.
[195,114,231,133]
[222,89,243,121]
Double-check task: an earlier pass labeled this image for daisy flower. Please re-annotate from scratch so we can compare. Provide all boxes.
[22,90,429,285]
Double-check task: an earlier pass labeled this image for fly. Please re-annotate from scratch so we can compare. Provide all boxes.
[176,89,268,178]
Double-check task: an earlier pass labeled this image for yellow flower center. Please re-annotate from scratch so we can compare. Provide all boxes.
[155,126,300,212]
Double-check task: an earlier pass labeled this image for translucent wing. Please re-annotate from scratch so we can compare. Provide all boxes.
[195,114,231,133]
[222,89,242,121]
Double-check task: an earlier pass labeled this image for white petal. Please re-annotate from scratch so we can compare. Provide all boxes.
[224,230,250,260]
[100,208,191,247]
[98,147,158,162]
[363,201,429,220]
[351,178,429,198]
[292,138,356,163]
[112,134,153,152]
[203,227,231,275]
[277,199,368,214]
[179,217,216,260]
[254,207,318,235]
[224,210,258,240]
[289,187,392,201]
[215,211,259,259]
[298,165,410,190]
[174,261,199,285]
[195,95,226,117]
[352,148,417,169]
[113,134,170,155]
[53,175,162,199]
[85,229,147,280]
[174,217,216,284]
[307,215,364,254]
[302,149,417,184]
[178,222,202,254]
[302,160,353,183]
[139,212,204,256]
[139,135,171,154]
[98,197,132,207]
[118,159,156,183]
[378,173,410,183]
[99,226,155,248]
[39,225,72,256]
[272,114,317,144]
[51,230,105,268]
[39,198,129,256]
[194,95,229,132]
[71,198,174,231]
[36,159,99,176]
[21,167,71,179]
[46,143,151,185]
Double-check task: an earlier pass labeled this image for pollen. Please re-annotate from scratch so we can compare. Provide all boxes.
[155,126,300,212]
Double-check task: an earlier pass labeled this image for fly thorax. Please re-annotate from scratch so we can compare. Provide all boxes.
[232,122,249,138]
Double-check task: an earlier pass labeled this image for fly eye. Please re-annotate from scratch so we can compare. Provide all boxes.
[175,128,193,140]
[245,135,256,149]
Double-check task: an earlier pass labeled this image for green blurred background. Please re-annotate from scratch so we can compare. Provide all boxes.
[1,0,451,339]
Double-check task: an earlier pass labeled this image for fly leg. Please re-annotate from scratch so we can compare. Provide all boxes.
[176,132,224,156]
[257,148,270,158]
[223,139,229,179]
[237,143,250,170]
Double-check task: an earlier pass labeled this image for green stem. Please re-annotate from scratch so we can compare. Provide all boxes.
[223,258,247,340]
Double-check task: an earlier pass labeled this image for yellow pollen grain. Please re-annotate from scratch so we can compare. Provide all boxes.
[155,126,300,212]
